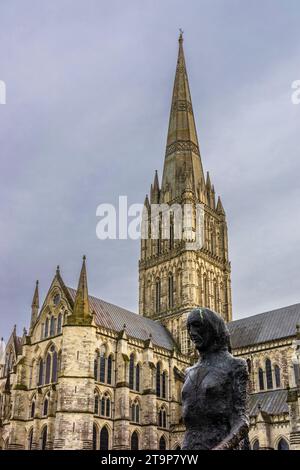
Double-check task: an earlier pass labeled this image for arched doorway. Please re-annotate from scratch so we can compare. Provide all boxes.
[252,439,259,451]
[159,436,166,450]
[100,426,109,450]
[131,431,139,450]
[277,438,289,450]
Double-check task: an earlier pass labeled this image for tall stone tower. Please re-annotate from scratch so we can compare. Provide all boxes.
[139,33,232,354]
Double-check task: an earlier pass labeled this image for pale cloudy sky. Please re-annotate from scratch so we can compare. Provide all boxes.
[1,0,300,340]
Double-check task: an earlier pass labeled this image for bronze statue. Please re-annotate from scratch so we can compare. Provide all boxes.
[182,308,249,450]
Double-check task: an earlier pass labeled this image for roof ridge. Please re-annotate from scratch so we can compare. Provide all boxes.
[230,302,300,324]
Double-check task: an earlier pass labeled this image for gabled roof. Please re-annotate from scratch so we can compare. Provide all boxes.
[228,303,300,349]
[249,389,288,417]
[67,288,178,351]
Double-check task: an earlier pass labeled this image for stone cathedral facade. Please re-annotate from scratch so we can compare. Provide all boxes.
[1,35,300,451]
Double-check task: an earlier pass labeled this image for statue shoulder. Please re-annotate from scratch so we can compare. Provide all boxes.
[231,356,248,378]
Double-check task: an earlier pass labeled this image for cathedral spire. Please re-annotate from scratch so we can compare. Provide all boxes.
[70,256,92,324]
[161,33,205,199]
[30,280,39,332]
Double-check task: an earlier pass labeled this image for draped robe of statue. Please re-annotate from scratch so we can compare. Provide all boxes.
[182,308,249,450]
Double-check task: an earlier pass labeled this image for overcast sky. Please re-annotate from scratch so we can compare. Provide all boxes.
[1,0,300,340]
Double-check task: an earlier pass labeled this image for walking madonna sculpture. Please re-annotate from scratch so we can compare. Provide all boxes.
[182,307,249,450]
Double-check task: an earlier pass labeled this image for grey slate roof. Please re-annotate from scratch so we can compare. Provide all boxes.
[67,288,177,351]
[249,389,288,417]
[228,303,300,349]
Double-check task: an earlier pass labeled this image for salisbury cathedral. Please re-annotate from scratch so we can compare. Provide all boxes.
[1,34,300,451]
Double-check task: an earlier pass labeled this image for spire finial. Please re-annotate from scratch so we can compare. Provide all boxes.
[83,255,86,261]
[71,255,91,322]
[179,28,184,42]
[56,265,60,275]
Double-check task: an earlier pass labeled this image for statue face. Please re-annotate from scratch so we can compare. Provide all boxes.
[187,310,211,352]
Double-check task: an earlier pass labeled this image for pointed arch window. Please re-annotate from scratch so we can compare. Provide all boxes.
[275,365,281,388]
[94,393,99,415]
[204,277,209,307]
[38,359,44,386]
[168,274,174,309]
[129,354,134,390]
[131,401,140,423]
[162,371,167,399]
[57,313,62,334]
[45,353,51,385]
[30,399,35,419]
[99,349,106,383]
[107,355,113,385]
[258,368,264,391]
[156,363,161,397]
[266,359,273,389]
[28,428,33,450]
[50,316,56,336]
[43,393,50,417]
[155,279,161,313]
[158,407,167,428]
[44,318,49,338]
[41,426,47,450]
[131,431,139,450]
[52,351,58,383]
[100,426,109,450]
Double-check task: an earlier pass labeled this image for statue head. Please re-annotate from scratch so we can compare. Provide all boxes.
[187,307,231,353]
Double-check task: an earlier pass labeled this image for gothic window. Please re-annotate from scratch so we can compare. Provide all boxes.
[107,355,113,385]
[50,316,56,336]
[52,351,58,383]
[277,438,289,450]
[57,313,62,334]
[129,354,140,391]
[275,365,281,388]
[99,350,106,383]
[129,353,134,390]
[258,368,264,391]
[204,276,209,307]
[246,359,251,373]
[101,396,105,416]
[131,401,140,423]
[30,399,35,419]
[43,393,50,417]
[180,329,191,355]
[100,426,109,450]
[44,318,49,338]
[156,364,167,399]
[265,359,273,389]
[159,435,166,450]
[92,424,98,450]
[45,354,51,385]
[53,293,60,306]
[94,393,99,415]
[106,397,110,417]
[156,363,161,397]
[38,359,44,386]
[135,364,140,392]
[168,274,174,309]
[99,393,110,418]
[41,426,47,450]
[94,354,98,381]
[155,279,161,313]
[131,431,139,450]
[28,428,33,450]
[252,439,259,450]
[169,221,174,250]
[213,282,218,311]
[162,371,167,399]
[158,407,167,428]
